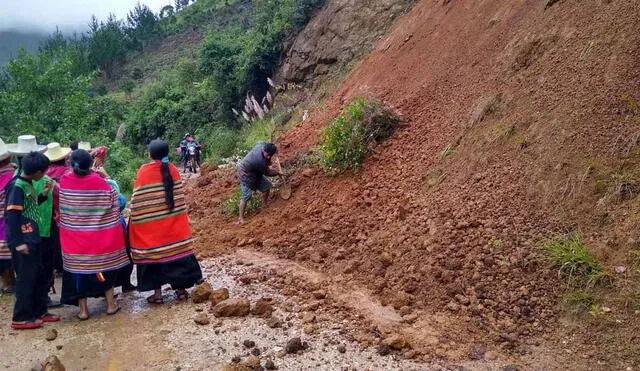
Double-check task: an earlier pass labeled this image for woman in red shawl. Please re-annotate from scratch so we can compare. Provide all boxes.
[129,140,202,304]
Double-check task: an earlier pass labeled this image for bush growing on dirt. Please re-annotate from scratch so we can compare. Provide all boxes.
[220,187,262,216]
[538,231,612,288]
[319,98,400,174]
[195,125,238,164]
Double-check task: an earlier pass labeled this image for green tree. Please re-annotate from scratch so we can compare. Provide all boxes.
[126,2,160,51]
[87,14,128,78]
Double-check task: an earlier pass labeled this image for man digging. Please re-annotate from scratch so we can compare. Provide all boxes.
[236,142,281,225]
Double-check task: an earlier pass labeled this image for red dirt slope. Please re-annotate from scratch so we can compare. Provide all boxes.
[188,0,640,366]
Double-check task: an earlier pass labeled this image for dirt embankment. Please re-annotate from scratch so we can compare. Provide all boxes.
[188,0,640,368]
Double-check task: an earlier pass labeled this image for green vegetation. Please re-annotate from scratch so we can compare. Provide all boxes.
[0,0,326,194]
[319,98,400,174]
[438,144,455,160]
[220,186,262,216]
[538,231,612,288]
[563,290,596,315]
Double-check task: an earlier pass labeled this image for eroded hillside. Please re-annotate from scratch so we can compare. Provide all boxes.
[186,0,640,368]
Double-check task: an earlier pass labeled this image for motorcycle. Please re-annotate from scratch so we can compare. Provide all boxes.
[184,144,202,173]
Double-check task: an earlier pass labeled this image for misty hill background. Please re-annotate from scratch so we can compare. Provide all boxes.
[0,30,49,65]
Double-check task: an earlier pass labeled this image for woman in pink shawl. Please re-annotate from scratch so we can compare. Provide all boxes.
[55,150,128,320]
[0,141,16,293]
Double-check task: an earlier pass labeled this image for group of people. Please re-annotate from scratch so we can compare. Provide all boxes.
[0,135,203,329]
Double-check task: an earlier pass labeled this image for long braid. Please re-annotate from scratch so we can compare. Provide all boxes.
[161,160,175,210]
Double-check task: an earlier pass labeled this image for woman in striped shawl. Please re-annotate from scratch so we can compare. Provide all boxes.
[55,150,129,320]
[129,140,202,304]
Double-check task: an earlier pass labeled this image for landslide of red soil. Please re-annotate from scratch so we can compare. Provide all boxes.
[188,0,640,366]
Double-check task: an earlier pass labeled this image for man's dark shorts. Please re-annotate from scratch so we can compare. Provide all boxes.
[240,176,272,202]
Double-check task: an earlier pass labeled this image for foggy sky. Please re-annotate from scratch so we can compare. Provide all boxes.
[1,0,174,33]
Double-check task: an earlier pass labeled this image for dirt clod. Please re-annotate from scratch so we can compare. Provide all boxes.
[264,359,276,370]
[245,356,261,368]
[285,337,305,354]
[213,298,251,317]
[337,344,346,353]
[42,355,65,371]
[303,323,315,334]
[192,283,213,304]
[194,313,210,325]
[45,329,58,341]
[377,344,392,356]
[251,297,274,317]
[382,335,409,350]
[266,316,283,328]
[301,312,315,324]
[210,288,231,306]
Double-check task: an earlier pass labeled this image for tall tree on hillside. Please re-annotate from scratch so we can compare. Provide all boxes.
[126,2,160,51]
[87,14,128,78]
[39,28,66,55]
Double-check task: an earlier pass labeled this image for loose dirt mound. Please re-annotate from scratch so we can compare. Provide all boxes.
[188,0,640,367]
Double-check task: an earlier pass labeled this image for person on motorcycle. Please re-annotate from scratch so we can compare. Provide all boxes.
[178,134,190,165]
[182,135,202,172]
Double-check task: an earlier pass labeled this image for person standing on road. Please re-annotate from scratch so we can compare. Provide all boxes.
[4,152,60,329]
[129,140,202,304]
[8,135,62,310]
[236,142,281,225]
[56,150,129,320]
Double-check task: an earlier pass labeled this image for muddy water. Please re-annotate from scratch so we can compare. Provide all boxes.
[0,257,431,371]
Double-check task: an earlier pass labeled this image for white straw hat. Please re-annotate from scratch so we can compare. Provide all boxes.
[6,135,47,156]
[78,142,92,151]
[0,138,10,161]
[44,142,72,162]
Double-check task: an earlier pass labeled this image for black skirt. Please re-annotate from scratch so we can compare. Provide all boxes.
[136,254,203,292]
[0,259,11,272]
[61,269,118,306]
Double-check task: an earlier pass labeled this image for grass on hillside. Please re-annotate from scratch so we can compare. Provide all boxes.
[538,231,612,288]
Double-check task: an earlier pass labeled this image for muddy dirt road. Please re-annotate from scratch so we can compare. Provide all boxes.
[0,249,602,371]
[0,257,434,371]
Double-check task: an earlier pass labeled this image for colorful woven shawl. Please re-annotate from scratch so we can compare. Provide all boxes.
[129,161,195,264]
[58,172,129,273]
[0,165,15,260]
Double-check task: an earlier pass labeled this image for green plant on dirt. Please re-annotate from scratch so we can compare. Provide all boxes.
[319,98,400,175]
[515,135,528,148]
[562,290,596,315]
[588,303,604,316]
[620,93,640,114]
[220,186,262,216]
[538,231,612,288]
[438,144,455,160]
